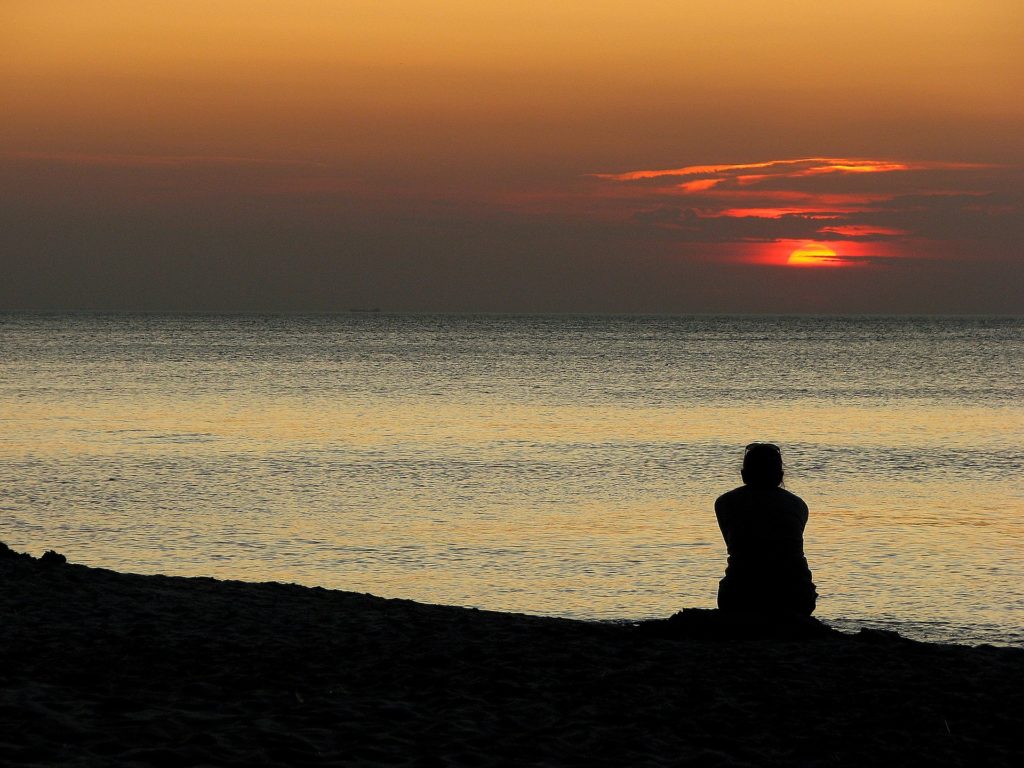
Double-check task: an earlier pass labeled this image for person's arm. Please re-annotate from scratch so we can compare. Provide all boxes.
[714,495,732,547]
[797,497,809,528]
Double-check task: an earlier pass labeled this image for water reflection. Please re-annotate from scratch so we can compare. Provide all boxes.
[1,314,1021,646]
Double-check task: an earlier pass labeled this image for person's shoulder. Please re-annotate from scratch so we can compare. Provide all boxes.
[777,488,809,511]
[715,486,748,509]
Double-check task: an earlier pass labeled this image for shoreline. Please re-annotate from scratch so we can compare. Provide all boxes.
[8,545,1018,650]
[3,543,1022,766]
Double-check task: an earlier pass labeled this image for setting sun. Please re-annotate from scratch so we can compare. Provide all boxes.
[787,243,842,267]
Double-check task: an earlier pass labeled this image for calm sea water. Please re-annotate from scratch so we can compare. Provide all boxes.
[1,313,1021,646]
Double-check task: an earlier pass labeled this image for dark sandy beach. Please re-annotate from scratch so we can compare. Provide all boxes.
[2,543,1021,767]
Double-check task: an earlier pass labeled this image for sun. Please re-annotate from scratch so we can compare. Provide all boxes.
[787,243,841,267]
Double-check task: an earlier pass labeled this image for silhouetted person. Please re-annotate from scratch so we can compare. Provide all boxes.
[715,443,817,616]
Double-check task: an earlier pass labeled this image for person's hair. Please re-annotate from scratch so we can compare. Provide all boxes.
[741,442,784,487]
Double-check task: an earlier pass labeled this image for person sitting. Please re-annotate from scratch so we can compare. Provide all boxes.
[715,443,817,616]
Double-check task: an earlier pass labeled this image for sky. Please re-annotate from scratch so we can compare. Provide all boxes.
[2,1,1023,313]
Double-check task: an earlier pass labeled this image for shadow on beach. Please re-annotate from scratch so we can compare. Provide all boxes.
[2,542,1022,767]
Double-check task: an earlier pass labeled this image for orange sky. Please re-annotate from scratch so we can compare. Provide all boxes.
[2,1,1023,311]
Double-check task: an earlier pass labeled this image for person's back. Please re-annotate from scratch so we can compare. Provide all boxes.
[715,444,817,616]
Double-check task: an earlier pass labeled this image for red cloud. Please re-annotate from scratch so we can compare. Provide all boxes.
[588,156,1011,265]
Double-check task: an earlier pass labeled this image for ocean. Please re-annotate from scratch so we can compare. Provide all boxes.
[1,313,1021,646]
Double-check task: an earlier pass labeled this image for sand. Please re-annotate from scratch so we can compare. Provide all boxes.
[2,542,1021,767]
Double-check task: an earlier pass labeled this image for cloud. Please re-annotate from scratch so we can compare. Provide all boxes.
[593,157,991,184]
[593,157,821,181]
[594,156,1022,263]
[630,205,693,225]
[678,178,723,193]
[812,253,910,266]
[817,224,908,238]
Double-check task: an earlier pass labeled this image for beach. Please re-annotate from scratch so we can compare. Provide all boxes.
[2,543,1021,766]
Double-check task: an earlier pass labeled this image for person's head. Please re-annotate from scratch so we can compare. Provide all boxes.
[741,442,784,488]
